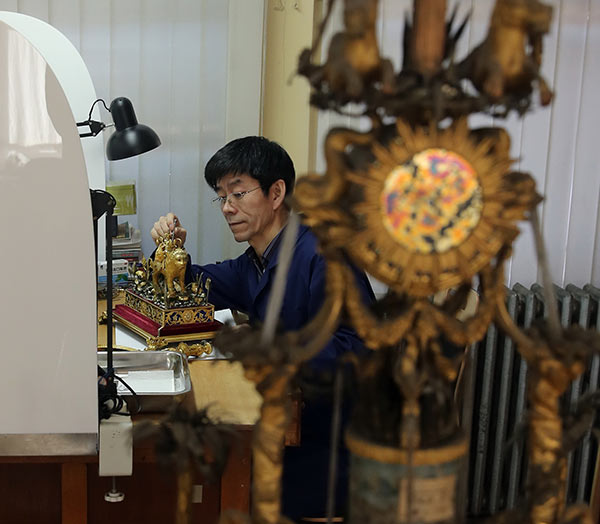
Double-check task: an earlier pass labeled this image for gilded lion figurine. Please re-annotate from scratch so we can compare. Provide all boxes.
[151,236,188,299]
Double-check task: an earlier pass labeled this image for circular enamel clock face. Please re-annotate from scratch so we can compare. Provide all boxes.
[381,148,483,254]
[295,119,532,297]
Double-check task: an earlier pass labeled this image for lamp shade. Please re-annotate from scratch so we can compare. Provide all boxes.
[105,97,161,161]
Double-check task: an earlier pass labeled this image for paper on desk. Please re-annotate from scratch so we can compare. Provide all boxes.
[115,370,175,394]
[115,323,146,351]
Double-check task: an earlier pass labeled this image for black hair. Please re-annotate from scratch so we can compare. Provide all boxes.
[204,136,295,197]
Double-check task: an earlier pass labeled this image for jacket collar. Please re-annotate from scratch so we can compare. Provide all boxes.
[249,224,311,298]
[245,225,285,275]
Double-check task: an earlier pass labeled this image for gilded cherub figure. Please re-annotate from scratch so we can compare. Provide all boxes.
[298,0,395,103]
[133,257,150,292]
[457,0,554,109]
[190,274,211,306]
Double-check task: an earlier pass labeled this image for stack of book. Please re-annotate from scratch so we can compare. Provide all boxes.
[113,222,142,263]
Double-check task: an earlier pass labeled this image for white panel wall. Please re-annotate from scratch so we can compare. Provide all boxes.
[0,0,265,265]
[314,0,600,289]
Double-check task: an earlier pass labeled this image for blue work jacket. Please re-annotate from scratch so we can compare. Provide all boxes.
[186,224,374,370]
[186,224,374,518]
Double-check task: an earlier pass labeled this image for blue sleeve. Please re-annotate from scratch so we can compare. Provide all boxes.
[306,255,374,371]
[186,258,249,313]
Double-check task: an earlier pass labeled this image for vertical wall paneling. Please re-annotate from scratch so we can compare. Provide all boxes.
[542,0,589,286]
[168,0,203,264]
[0,2,18,11]
[453,0,474,63]
[564,1,600,286]
[226,0,264,142]
[0,12,8,163]
[137,0,172,257]
[218,0,265,262]
[198,0,235,263]
[508,0,561,288]
[380,0,409,74]
[78,1,110,260]
[16,0,48,21]
[107,0,141,234]
[79,1,110,115]
[501,109,525,284]
[49,0,80,49]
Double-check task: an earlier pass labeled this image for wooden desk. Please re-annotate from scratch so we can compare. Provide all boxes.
[0,362,254,524]
[0,303,299,524]
[0,421,252,524]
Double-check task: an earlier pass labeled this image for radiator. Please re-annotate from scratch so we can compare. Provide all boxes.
[466,284,600,517]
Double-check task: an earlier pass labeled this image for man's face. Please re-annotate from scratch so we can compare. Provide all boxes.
[215,172,275,244]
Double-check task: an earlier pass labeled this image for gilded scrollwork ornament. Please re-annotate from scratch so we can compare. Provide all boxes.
[174,341,213,358]
[146,336,169,352]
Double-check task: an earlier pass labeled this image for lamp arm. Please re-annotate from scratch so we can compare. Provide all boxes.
[77,120,106,138]
[77,98,112,138]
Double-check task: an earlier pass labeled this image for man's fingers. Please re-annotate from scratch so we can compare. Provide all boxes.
[152,217,169,238]
[174,226,187,245]
[166,212,179,230]
[151,213,185,245]
[155,220,167,236]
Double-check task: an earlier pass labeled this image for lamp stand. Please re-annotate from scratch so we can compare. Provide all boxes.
[91,189,117,382]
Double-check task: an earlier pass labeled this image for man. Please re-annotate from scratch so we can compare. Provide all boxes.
[151,136,374,520]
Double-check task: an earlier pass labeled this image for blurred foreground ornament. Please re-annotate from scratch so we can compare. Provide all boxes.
[135,404,235,524]
[294,0,596,523]
[295,119,540,353]
[297,0,395,105]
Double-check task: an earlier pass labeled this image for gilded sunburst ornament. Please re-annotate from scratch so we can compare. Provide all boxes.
[343,119,529,296]
[294,119,540,348]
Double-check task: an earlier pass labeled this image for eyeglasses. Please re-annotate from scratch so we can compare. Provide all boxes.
[211,186,261,207]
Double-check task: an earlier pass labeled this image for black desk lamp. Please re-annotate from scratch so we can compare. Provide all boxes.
[79,97,161,411]
[77,97,161,160]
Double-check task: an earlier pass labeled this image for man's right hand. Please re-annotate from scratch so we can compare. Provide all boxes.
[151,213,187,246]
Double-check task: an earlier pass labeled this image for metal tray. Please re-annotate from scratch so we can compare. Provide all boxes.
[97,350,191,413]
